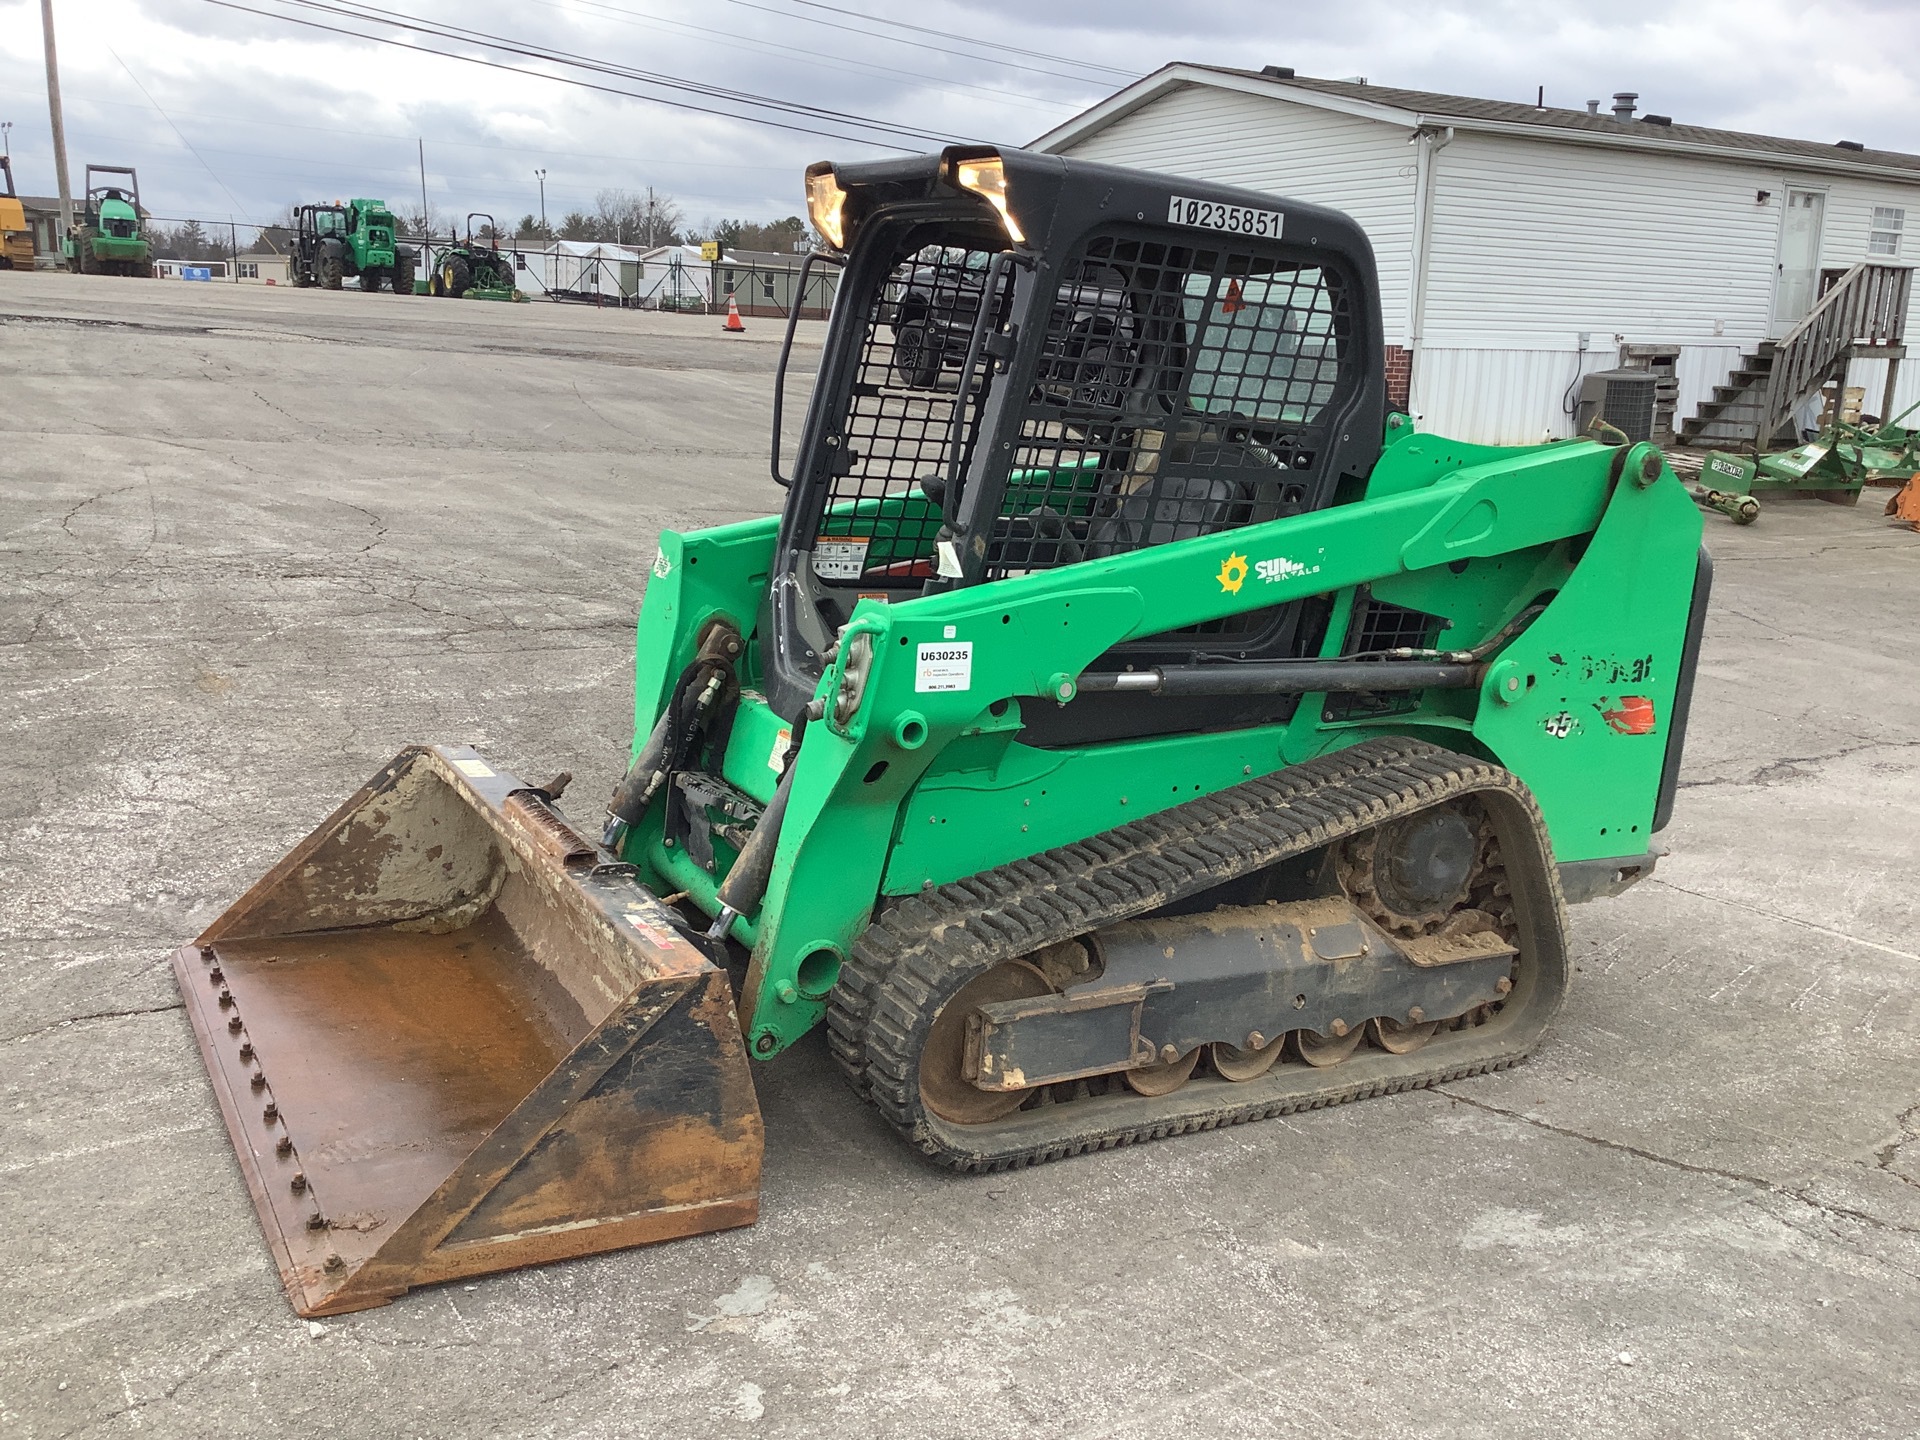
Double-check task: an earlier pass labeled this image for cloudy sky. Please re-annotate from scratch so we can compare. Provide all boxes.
[4,0,1918,233]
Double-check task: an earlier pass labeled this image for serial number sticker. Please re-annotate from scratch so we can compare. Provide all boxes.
[1167,196,1285,238]
[453,757,495,778]
[915,640,973,693]
[813,537,871,580]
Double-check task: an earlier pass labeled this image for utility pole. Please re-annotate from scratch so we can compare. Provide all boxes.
[41,0,72,235]
[417,138,429,241]
[535,167,546,236]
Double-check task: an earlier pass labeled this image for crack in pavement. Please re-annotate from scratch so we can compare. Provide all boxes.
[1436,1089,1920,1239]
[1678,737,1920,791]
[1646,877,1920,964]
[51,1335,254,1440]
[1876,1104,1920,1193]
[3,1001,187,1047]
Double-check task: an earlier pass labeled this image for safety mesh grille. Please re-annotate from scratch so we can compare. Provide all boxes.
[987,233,1350,587]
[806,243,1012,586]
[1344,591,1444,654]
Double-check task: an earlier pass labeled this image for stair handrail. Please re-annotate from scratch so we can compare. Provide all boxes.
[1760,261,1912,448]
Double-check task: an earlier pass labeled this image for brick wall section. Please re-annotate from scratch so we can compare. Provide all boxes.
[1383,345,1412,410]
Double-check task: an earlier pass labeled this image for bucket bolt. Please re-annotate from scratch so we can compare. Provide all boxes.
[199,946,216,963]
[227,1017,243,1034]
[207,968,224,984]
[306,1213,327,1231]
[1495,976,1514,994]
[276,1137,293,1157]
[238,1042,253,1060]
[324,1253,345,1272]
[217,990,234,1009]
[250,1073,266,1091]
[263,1102,279,1122]
[290,1172,307,1193]
[1329,1018,1350,1037]
[1246,1031,1266,1050]
[1408,1006,1426,1023]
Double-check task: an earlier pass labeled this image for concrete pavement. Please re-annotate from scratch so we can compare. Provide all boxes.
[3,272,1916,1438]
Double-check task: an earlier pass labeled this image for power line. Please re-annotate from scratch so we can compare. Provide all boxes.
[545,0,1076,116]
[782,0,1135,80]
[75,96,799,173]
[715,0,1128,86]
[295,0,961,141]
[106,47,257,222]
[205,0,968,148]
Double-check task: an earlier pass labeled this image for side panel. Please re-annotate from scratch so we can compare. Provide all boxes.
[729,438,1700,1055]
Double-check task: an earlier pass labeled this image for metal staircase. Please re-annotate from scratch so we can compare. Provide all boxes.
[1680,262,1911,451]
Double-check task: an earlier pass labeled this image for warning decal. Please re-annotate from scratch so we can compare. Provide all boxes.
[813,538,871,580]
[915,640,973,693]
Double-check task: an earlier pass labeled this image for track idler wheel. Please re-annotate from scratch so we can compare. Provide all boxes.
[1294,1023,1364,1067]
[1124,1046,1201,1096]
[1210,1033,1283,1082]
[918,960,1051,1124]
[1369,1015,1441,1054]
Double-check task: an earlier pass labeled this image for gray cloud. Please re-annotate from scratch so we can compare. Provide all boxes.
[2,0,1914,232]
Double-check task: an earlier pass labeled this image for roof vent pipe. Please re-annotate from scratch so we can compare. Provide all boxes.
[1586,100,1600,114]
[1611,92,1638,120]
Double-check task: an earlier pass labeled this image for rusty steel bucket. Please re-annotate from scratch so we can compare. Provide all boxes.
[170,745,763,1316]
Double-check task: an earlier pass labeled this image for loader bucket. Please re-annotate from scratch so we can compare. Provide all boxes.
[170,745,762,1317]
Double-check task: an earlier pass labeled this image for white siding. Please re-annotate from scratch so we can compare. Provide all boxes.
[1047,81,1920,442]
[1420,131,1920,440]
[1422,130,1786,350]
[1052,83,1419,339]
[1822,175,1920,421]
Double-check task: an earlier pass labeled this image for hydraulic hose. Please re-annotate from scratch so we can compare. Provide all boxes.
[706,709,810,939]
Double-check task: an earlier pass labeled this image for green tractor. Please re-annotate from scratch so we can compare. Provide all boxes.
[173,147,1709,1317]
[289,198,416,293]
[63,164,150,277]
[424,212,519,299]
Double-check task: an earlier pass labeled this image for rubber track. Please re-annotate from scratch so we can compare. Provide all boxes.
[827,737,1570,1172]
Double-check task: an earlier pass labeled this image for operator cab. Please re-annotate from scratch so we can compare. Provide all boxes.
[759,147,1387,728]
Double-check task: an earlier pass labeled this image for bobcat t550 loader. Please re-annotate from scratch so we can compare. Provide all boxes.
[171,147,1709,1315]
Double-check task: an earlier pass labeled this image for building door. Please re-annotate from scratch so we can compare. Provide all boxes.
[1771,188,1826,336]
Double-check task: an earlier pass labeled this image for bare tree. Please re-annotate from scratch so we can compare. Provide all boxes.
[592,187,684,248]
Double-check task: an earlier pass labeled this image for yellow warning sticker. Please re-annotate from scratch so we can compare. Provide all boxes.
[453,757,495,778]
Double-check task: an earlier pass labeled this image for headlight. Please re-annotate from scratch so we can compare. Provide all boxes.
[806,165,849,250]
[952,155,1025,244]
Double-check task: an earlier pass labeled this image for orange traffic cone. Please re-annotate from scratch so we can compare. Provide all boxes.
[723,293,745,333]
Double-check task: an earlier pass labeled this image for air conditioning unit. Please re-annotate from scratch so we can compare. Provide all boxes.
[1573,367,1659,443]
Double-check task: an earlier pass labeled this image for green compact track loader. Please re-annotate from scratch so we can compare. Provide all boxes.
[63,164,149,276]
[174,147,1710,1316]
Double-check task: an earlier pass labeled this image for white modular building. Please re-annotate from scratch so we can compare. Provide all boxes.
[1034,66,1917,445]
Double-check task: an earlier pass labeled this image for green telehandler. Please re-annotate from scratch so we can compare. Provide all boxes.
[289,199,416,293]
[172,147,1709,1316]
[63,164,149,276]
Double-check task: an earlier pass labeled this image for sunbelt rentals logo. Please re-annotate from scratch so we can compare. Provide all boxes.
[1219,549,1322,594]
